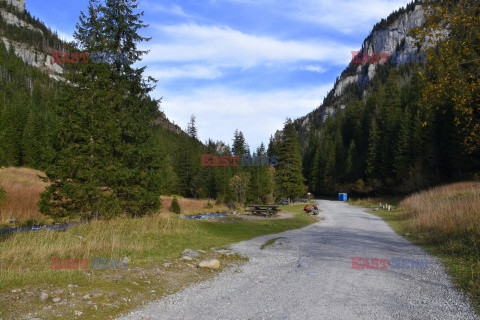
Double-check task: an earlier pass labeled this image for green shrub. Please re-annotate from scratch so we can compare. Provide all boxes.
[205,200,213,209]
[0,185,6,204]
[169,197,181,214]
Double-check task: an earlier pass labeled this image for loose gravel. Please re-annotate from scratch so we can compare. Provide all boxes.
[117,200,479,320]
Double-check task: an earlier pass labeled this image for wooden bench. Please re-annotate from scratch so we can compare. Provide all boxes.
[246,205,281,217]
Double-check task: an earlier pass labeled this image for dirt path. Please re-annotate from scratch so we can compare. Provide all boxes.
[117,200,478,320]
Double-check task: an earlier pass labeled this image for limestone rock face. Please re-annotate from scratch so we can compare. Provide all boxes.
[0,37,64,76]
[333,5,427,98]
[6,0,25,13]
[0,0,64,78]
[0,9,40,34]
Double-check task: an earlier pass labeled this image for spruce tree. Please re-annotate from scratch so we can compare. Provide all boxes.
[310,147,323,195]
[39,0,165,219]
[232,130,249,156]
[169,196,181,214]
[176,118,201,197]
[187,115,198,139]
[275,119,305,202]
[366,118,380,179]
[346,140,357,179]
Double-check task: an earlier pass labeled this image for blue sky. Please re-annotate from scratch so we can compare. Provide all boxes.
[28,0,410,150]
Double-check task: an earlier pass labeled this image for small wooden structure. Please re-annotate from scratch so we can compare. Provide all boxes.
[246,205,281,217]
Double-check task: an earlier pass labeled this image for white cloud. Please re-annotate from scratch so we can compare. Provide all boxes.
[148,65,223,80]
[141,1,190,17]
[287,0,411,33]
[157,84,332,148]
[299,65,327,73]
[210,0,411,34]
[143,23,354,68]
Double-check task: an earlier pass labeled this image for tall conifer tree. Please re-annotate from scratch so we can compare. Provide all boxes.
[40,0,165,219]
[275,119,305,201]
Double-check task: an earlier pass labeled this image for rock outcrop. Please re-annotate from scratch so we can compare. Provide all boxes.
[0,8,42,34]
[333,5,427,98]
[0,36,64,76]
[5,0,25,13]
[286,3,445,150]
[0,0,63,78]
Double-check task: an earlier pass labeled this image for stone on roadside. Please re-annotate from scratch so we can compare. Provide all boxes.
[11,289,21,293]
[82,294,91,300]
[52,297,61,303]
[74,310,84,316]
[181,256,193,261]
[181,249,202,258]
[39,292,49,301]
[198,259,220,270]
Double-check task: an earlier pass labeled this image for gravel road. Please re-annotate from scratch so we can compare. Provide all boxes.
[117,200,478,320]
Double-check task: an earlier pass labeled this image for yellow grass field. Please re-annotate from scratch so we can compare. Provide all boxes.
[399,181,480,236]
[0,167,48,225]
[0,167,229,226]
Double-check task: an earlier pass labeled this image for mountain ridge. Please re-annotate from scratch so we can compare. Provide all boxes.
[294,2,427,143]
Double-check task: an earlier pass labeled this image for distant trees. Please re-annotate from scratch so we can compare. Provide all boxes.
[230,172,250,204]
[297,0,479,197]
[303,41,478,196]
[0,39,56,169]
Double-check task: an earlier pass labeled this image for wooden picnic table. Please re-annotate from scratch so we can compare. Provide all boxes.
[246,205,281,217]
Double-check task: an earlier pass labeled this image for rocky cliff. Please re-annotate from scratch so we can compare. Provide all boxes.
[5,0,24,13]
[292,3,431,144]
[0,0,64,77]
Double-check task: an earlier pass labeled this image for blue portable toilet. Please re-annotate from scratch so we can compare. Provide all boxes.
[338,193,348,201]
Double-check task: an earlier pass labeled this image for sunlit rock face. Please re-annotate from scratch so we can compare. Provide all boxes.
[6,0,25,13]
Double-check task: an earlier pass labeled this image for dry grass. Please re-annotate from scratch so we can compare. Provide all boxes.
[0,207,315,289]
[0,167,229,226]
[399,181,480,236]
[0,167,48,224]
[0,214,185,277]
[159,196,229,215]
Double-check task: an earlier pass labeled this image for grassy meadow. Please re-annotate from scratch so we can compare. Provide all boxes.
[0,167,318,319]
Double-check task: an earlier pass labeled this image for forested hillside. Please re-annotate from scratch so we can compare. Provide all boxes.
[286,0,479,196]
[0,0,303,218]
[2,0,477,218]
